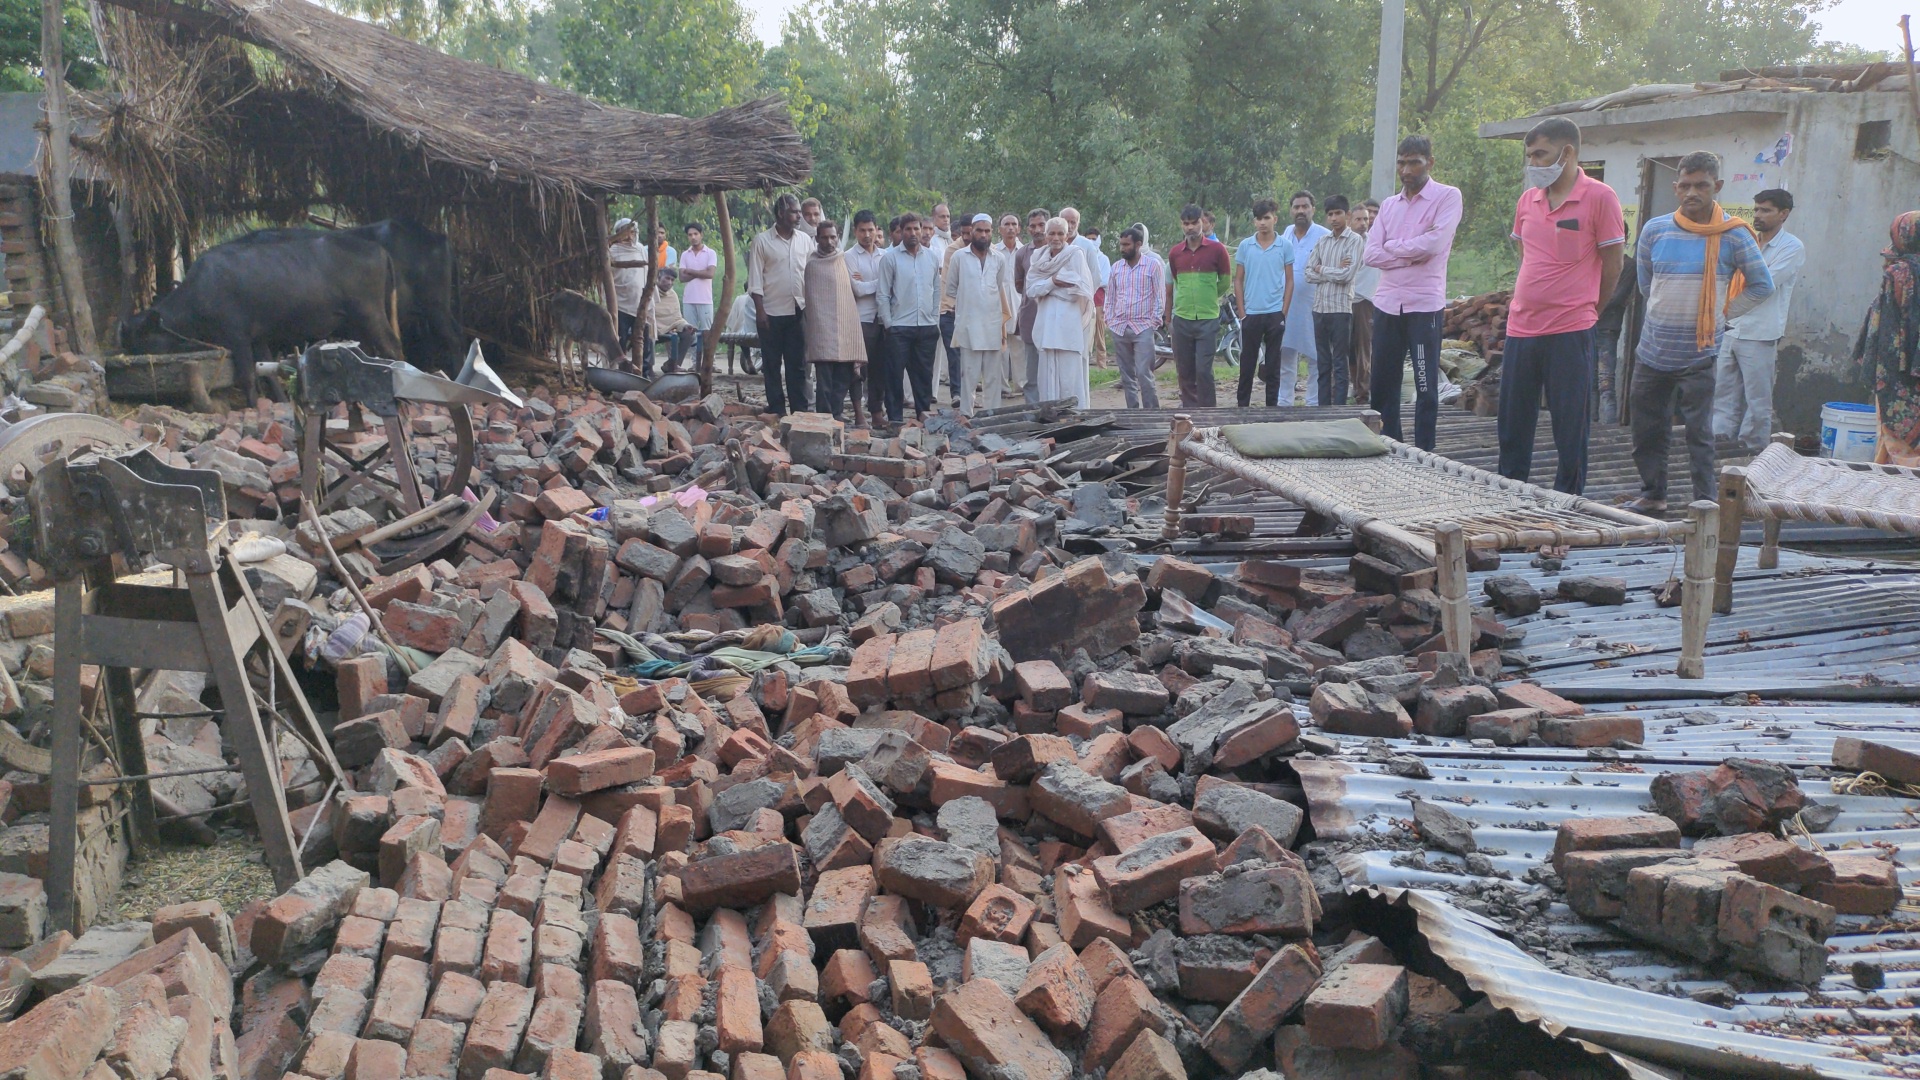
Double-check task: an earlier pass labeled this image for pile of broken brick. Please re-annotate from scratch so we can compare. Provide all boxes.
[0,383,1913,1080]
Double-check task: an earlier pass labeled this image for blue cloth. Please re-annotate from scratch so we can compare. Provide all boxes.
[1235,234,1297,316]
[1282,223,1331,353]
[1633,212,1774,373]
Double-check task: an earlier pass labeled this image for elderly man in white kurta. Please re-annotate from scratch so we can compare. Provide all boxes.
[1026,217,1094,408]
[941,215,1019,415]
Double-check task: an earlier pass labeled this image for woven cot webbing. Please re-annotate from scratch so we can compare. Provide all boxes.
[1741,443,1920,534]
[1186,427,1678,549]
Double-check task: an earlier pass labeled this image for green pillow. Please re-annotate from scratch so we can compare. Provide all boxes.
[1219,418,1389,458]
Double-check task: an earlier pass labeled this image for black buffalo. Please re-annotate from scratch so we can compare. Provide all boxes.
[341,219,462,374]
[122,230,404,399]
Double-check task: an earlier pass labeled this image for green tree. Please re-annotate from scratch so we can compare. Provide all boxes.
[546,0,763,117]
[1,0,106,91]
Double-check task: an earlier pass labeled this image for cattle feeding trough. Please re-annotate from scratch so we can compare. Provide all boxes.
[295,341,518,575]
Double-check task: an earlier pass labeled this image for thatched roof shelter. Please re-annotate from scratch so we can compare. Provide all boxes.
[77,0,810,360]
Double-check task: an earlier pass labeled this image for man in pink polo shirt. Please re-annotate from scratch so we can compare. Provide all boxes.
[1496,117,1625,496]
[1364,134,1463,450]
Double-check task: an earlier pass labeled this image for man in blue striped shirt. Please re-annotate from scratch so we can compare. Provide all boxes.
[1626,151,1773,514]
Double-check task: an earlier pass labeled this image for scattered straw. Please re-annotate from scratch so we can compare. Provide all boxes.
[106,836,277,923]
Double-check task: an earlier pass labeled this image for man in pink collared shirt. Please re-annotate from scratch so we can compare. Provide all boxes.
[1364,134,1463,450]
[1497,117,1625,498]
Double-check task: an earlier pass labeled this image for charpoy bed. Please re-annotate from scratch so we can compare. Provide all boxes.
[1714,434,1920,613]
[1162,415,1720,677]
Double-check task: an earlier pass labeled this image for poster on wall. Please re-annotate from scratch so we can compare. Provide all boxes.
[1754,133,1792,166]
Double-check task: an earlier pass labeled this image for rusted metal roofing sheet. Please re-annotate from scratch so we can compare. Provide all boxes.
[1371,887,1904,1078]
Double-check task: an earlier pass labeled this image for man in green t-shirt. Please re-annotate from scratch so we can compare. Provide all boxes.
[1164,203,1232,407]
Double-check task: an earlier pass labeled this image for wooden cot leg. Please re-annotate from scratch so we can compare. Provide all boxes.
[1162,413,1193,541]
[1435,522,1472,658]
[1677,499,1719,680]
[1759,518,1781,570]
[1713,467,1746,615]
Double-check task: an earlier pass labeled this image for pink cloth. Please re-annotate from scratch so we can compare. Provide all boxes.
[1506,171,1626,337]
[680,246,719,305]
[1363,179,1463,315]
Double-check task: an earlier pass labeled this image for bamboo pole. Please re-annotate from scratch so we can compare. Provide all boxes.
[1435,522,1472,658]
[1677,500,1718,679]
[699,192,736,397]
[1902,16,1920,149]
[1713,468,1745,615]
[591,198,617,388]
[39,0,98,354]
[631,195,659,368]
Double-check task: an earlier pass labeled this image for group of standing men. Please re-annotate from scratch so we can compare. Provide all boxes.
[683,118,1803,517]
[1493,117,1800,520]
[1156,135,1466,451]
[744,195,1114,428]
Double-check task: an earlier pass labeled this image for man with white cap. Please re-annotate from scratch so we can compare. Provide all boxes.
[942,214,1018,415]
[608,217,649,368]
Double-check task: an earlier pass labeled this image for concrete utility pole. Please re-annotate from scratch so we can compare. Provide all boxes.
[1370,0,1406,201]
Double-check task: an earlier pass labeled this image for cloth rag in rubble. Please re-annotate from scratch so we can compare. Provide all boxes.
[803,249,868,364]
[1219,417,1390,458]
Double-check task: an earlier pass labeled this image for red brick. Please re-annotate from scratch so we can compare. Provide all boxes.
[679,843,803,913]
[536,486,594,520]
[846,636,894,708]
[385,600,465,654]
[479,910,535,985]
[1831,736,1920,786]
[802,865,875,953]
[1055,866,1130,950]
[1092,827,1216,914]
[1302,964,1408,1051]
[958,884,1036,946]
[457,982,535,1079]
[929,618,990,692]
[548,746,656,796]
[1083,976,1170,1071]
[765,1000,835,1064]
[1013,942,1098,1038]
[583,979,649,1073]
[885,629,938,699]
[480,769,545,844]
[931,978,1069,1080]
[1551,815,1681,873]
[1494,681,1583,718]
[338,655,389,720]
[1540,714,1644,748]
[1807,853,1902,915]
[821,949,877,1008]
[887,959,932,1020]
[715,965,764,1053]
[1199,944,1320,1069]
[363,955,431,1041]
[519,795,584,866]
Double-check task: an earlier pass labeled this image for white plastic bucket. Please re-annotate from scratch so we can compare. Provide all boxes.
[1820,402,1877,461]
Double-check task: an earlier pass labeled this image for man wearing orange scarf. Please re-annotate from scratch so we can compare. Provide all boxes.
[1624,151,1774,514]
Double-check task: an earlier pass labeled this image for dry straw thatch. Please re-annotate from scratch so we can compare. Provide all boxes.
[75,0,810,362]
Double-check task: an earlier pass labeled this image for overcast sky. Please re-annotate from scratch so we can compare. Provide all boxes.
[741,0,1905,57]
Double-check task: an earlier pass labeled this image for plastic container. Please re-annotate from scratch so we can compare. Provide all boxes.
[1819,402,1877,462]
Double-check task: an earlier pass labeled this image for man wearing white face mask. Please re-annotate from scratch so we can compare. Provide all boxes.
[1497,116,1625,499]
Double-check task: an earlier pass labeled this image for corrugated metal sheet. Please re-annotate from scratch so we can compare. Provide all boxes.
[1368,887,1905,1078]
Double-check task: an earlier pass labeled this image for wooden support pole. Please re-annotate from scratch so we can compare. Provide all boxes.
[1677,499,1718,679]
[699,191,736,397]
[591,199,617,388]
[1162,413,1192,540]
[1713,467,1745,615]
[630,196,659,367]
[1435,522,1472,658]
[39,0,97,354]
